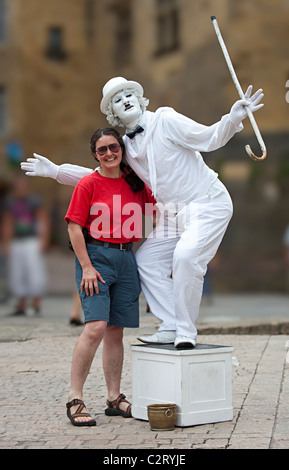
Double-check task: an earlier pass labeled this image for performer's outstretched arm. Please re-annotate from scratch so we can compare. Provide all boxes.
[163,86,264,154]
[20,153,94,187]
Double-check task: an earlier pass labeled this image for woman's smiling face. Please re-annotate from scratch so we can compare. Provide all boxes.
[94,134,123,175]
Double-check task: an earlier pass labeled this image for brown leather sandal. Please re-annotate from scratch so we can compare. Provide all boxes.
[105,393,132,418]
[66,398,96,426]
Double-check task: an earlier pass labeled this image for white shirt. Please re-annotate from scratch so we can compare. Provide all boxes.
[57,107,243,205]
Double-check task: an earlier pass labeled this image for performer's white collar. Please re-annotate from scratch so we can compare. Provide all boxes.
[125,113,146,134]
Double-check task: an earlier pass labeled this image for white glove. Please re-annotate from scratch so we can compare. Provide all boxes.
[229,85,264,126]
[20,153,59,180]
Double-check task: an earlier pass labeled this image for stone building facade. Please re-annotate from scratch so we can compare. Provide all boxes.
[0,0,289,290]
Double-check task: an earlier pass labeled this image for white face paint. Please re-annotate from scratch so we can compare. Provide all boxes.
[111,90,143,129]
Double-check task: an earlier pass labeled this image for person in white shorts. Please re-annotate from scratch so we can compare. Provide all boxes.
[21,77,264,348]
[2,174,49,315]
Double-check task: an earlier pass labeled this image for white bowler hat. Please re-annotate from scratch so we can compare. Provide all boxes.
[100,77,144,113]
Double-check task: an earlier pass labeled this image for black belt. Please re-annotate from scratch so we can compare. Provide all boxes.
[86,236,132,251]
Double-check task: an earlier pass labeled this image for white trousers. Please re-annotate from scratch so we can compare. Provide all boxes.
[8,237,47,298]
[135,179,233,340]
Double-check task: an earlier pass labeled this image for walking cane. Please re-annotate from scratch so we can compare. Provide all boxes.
[211,16,267,161]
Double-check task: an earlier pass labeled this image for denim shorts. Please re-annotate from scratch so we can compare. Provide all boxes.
[75,243,141,327]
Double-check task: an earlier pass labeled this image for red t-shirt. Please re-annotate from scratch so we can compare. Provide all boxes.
[65,171,156,243]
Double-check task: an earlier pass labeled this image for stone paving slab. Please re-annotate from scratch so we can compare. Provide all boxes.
[0,295,289,451]
[0,331,289,449]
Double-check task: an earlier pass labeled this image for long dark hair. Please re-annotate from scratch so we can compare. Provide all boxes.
[90,128,144,193]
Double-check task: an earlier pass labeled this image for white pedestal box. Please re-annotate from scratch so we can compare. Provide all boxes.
[131,343,234,427]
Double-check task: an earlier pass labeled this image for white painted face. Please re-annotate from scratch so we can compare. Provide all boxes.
[111,90,143,127]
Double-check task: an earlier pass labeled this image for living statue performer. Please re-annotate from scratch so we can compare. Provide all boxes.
[21,77,264,348]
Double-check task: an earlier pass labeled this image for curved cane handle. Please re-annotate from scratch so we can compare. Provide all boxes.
[244,106,267,161]
[245,145,267,162]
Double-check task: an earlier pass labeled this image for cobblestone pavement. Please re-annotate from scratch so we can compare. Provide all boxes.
[1,293,289,451]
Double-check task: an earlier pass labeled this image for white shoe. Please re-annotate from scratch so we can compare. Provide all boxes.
[137,330,176,345]
[174,336,196,349]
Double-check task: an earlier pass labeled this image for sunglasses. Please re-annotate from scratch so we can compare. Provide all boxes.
[95,143,121,157]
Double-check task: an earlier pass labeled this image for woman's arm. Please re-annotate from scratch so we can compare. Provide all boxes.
[35,207,51,252]
[1,211,13,255]
[67,221,105,296]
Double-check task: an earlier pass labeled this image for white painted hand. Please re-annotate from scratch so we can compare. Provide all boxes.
[20,153,59,179]
[230,85,264,125]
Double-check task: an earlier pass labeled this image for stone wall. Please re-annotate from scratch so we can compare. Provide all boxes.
[0,0,288,290]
